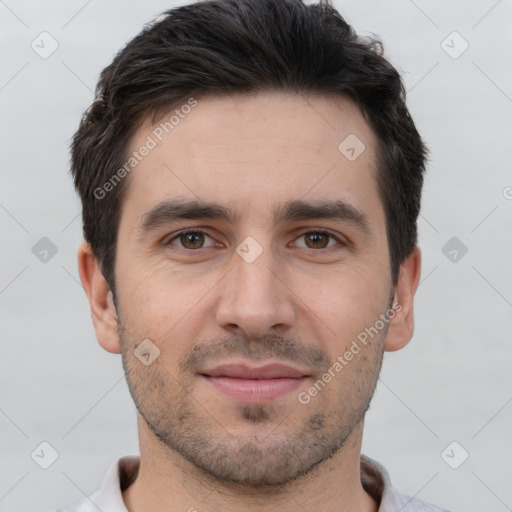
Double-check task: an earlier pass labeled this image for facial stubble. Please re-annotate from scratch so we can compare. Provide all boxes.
[118,322,387,488]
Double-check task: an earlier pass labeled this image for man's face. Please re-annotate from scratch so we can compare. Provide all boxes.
[113,92,394,485]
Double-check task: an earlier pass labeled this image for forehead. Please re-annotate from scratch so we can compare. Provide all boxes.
[137,92,375,158]
[120,92,383,229]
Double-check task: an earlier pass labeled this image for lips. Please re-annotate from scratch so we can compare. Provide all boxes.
[199,362,310,403]
[200,363,308,379]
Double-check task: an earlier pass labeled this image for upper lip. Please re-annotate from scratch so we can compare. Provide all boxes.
[200,362,309,379]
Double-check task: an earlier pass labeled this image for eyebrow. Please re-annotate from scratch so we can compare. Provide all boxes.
[272,199,370,234]
[139,198,371,235]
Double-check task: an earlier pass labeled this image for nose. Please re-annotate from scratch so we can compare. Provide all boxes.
[215,245,296,340]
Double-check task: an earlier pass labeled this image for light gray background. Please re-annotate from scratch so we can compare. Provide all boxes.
[1,1,511,511]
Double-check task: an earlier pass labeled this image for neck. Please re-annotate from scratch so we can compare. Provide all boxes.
[122,415,378,512]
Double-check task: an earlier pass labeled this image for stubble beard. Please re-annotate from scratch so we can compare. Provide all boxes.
[119,326,385,488]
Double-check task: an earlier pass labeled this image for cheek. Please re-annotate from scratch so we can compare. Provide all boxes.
[296,262,390,342]
[117,261,220,344]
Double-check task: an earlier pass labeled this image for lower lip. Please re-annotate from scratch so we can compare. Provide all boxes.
[201,375,308,403]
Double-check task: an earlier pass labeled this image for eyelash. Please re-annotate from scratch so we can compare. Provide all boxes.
[164,228,346,251]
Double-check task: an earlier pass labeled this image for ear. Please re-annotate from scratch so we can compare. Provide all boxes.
[77,241,121,354]
[384,245,422,352]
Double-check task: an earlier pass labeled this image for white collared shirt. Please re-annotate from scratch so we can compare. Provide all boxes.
[55,454,451,511]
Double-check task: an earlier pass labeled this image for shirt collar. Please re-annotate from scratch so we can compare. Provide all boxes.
[81,453,436,512]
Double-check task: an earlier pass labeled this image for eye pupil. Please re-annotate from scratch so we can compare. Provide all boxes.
[181,232,204,248]
[306,233,329,248]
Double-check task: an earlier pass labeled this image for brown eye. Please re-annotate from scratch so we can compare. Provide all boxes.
[304,232,330,249]
[180,232,205,249]
[166,230,216,250]
[294,231,340,250]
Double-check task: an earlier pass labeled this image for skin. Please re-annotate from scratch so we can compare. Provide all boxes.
[78,92,421,512]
